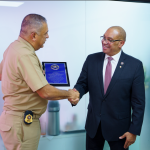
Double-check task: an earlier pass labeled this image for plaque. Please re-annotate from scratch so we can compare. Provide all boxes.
[42,62,70,86]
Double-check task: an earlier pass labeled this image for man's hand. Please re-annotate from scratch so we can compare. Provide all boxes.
[119,132,136,149]
[68,88,80,105]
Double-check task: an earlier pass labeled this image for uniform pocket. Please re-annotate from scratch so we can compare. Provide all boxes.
[22,119,41,142]
[0,123,11,131]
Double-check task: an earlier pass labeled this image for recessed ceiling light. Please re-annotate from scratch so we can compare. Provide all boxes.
[0,1,24,7]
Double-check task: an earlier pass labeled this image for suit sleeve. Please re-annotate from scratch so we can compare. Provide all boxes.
[74,55,89,99]
[128,61,145,135]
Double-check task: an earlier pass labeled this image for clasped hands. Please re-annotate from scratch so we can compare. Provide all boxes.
[68,88,80,105]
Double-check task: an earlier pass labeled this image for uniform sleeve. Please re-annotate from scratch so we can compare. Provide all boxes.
[18,54,48,92]
[0,60,3,75]
[0,60,3,80]
[0,48,9,75]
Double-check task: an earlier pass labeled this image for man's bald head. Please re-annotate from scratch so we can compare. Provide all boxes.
[102,26,126,56]
[20,14,47,36]
[108,26,126,41]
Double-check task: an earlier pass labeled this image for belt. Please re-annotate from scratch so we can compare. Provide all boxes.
[4,111,41,119]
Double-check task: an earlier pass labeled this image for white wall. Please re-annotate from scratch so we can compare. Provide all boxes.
[38,132,86,150]
[0,1,150,150]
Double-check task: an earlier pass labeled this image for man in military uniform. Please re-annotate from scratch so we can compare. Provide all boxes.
[0,14,79,150]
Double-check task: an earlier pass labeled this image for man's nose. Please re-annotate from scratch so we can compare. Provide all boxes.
[46,34,49,38]
[102,39,108,44]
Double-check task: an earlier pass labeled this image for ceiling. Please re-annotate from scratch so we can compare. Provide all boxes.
[113,0,150,3]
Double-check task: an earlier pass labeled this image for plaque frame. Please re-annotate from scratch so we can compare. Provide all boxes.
[42,62,70,87]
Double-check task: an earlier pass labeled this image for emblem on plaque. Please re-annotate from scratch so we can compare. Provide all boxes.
[51,64,59,70]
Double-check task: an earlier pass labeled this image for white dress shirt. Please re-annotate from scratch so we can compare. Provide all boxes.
[103,51,121,85]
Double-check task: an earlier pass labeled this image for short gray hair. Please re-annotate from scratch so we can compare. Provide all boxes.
[20,14,47,35]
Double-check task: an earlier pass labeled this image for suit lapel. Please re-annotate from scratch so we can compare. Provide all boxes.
[97,53,105,98]
[104,51,127,98]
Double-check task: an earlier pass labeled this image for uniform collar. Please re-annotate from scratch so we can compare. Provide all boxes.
[18,36,35,52]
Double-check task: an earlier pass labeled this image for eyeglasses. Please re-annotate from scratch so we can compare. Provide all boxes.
[100,36,122,43]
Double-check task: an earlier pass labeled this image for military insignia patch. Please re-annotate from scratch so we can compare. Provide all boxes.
[24,110,33,125]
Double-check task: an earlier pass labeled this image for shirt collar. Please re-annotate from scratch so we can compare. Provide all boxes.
[17,36,35,52]
[104,50,121,62]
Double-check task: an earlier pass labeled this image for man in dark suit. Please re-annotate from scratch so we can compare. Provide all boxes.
[69,26,145,150]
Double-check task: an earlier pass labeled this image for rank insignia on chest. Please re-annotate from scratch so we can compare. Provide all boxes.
[24,110,33,125]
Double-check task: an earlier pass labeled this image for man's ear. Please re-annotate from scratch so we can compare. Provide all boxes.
[30,32,36,41]
[119,40,125,49]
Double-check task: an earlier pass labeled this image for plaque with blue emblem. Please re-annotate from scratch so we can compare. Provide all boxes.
[42,62,70,86]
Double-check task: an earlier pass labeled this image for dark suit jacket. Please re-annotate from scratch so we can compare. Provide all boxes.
[74,51,145,141]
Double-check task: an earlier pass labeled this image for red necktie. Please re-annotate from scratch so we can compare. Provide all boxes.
[104,57,113,94]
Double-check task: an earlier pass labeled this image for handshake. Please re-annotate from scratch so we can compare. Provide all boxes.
[68,88,80,105]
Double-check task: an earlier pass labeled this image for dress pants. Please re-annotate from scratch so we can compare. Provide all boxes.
[86,123,128,150]
[0,111,41,150]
